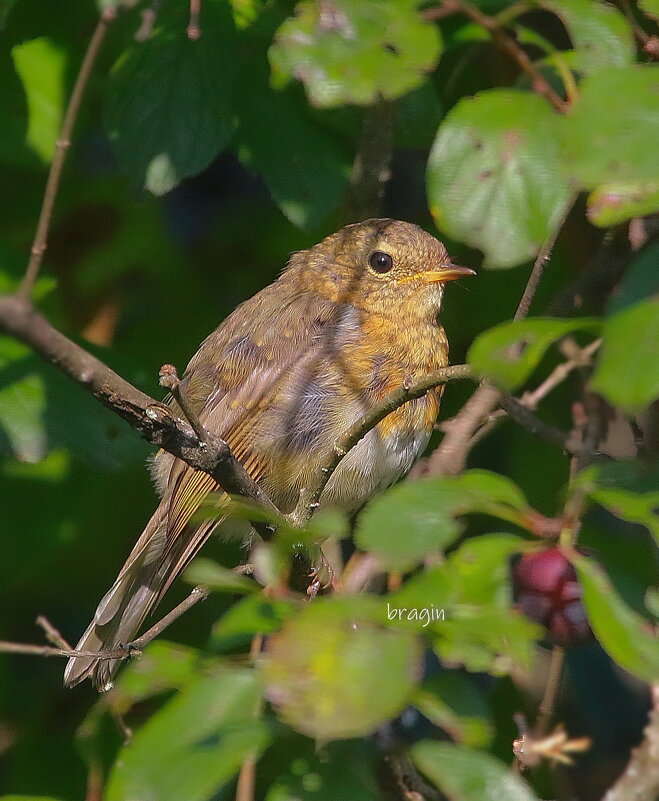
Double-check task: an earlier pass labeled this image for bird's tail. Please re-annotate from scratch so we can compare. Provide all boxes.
[63,503,215,691]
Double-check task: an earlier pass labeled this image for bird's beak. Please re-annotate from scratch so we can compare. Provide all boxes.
[403,264,477,284]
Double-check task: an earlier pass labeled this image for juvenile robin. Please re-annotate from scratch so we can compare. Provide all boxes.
[64,218,474,690]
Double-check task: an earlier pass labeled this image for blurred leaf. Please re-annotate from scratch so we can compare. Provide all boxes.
[468,317,599,392]
[539,0,633,75]
[608,242,659,313]
[0,49,31,167]
[11,37,66,163]
[111,641,202,705]
[640,0,659,20]
[565,67,659,223]
[0,340,151,468]
[0,341,46,461]
[427,90,572,268]
[355,471,531,571]
[0,797,64,801]
[235,18,352,229]
[107,6,235,195]
[264,596,419,740]
[390,535,540,673]
[413,672,493,747]
[264,738,380,801]
[587,181,659,227]
[571,554,659,683]
[412,741,541,801]
[212,594,297,647]
[591,298,659,411]
[183,558,257,594]
[106,669,270,801]
[269,0,441,108]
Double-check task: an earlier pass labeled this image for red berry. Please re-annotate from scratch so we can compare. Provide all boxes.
[513,549,591,646]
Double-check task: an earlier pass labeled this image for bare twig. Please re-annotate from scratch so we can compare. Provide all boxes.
[457,2,567,113]
[534,645,565,736]
[36,616,72,650]
[0,294,278,517]
[235,634,264,801]
[521,338,602,409]
[0,587,209,663]
[287,364,473,526]
[426,198,573,476]
[499,396,573,451]
[135,0,164,41]
[159,363,211,447]
[187,0,201,39]
[345,98,395,221]
[20,9,117,297]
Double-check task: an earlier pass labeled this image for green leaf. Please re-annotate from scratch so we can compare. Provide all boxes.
[539,0,633,75]
[412,741,541,801]
[234,19,352,229]
[586,181,659,227]
[591,298,659,411]
[579,464,659,547]
[212,594,297,648]
[427,90,572,268]
[106,669,270,801]
[571,554,659,683]
[565,67,659,224]
[468,318,600,392]
[107,6,235,195]
[11,37,66,163]
[264,596,420,740]
[111,641,201,704]
[608,242,659,314]
[269,0,441,108]
[355,471,531,571]
[183,558,257,594]
[389,535,540,673]
[413,672,493,747]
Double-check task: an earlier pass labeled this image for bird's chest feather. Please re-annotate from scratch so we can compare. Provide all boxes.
[261,308,448,512]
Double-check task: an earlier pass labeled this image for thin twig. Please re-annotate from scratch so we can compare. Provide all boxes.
[521,338,602,409]
[187,0,201,39]
[287,364,473,527]
[0,294,278,518]
[20,9,117,297]
[36,616,72,650]
[426,198,574,476]
[500,396,574,450]
[0,586,209,663]
[159,363,211,447]
[534,645,565,736]
[235,634,264,801]
[458,2,567,113]
[345,98,395,221]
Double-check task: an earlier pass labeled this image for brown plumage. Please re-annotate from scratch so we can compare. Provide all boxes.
[64,218,474,690]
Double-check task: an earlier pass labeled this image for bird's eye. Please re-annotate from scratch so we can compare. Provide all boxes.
[369,251,394,274]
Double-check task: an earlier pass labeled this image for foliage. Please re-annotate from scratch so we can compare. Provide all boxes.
[1,1,658,800]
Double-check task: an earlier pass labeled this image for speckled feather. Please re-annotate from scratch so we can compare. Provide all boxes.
[64,219,461,689]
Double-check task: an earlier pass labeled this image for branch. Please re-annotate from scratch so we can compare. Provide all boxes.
[344,97,395,221]
[456,2,567,113]
[288,364,474,526]
[426,197,574,476]
[20,9,117,297]
[0,293,278,518]
[0,586,209,663]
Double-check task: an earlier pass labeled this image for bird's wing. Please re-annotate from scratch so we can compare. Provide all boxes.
[153,287,341,598]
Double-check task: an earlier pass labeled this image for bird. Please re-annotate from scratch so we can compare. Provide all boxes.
[63,218,475,690]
